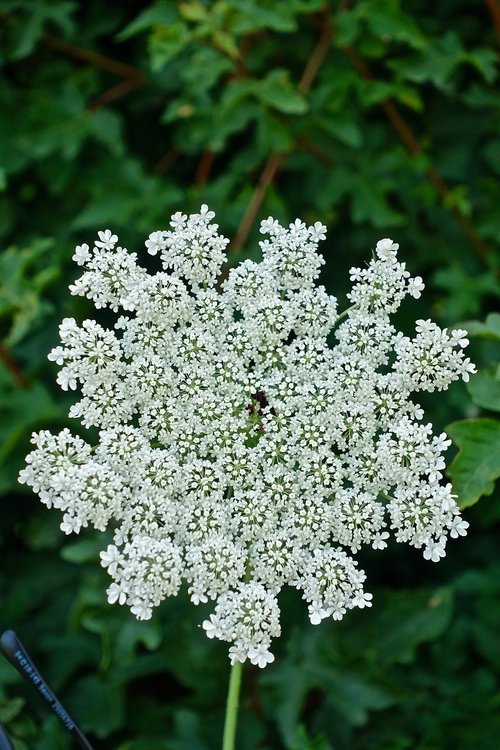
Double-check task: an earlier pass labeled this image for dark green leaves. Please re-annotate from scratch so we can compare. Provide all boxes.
[448,419,500,508]
[1,2,500,749]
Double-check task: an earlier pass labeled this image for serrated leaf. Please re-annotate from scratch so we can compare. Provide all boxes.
[256,69,308,115]
[293,725,333,750]
[179,1,208,23]
[317,115,363,148]
[68,675,124,737]
[464,313,500,341]
[148,23,189,71]
[117,2,179,40]
[368,587,454,666]
[447,418,500,507]
[468,369,500,412]
[211,29,240,61]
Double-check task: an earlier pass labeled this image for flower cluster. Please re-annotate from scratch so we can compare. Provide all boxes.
[19,207,473,667]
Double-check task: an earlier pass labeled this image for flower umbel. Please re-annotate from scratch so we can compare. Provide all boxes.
[19,208,473,666]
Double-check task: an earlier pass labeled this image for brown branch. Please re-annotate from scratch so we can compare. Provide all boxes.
[230,10,333,254]
[41,33,144,81]
[231,153,284,253]
[153,147,181,175]
[0,344,30,389]
[195,149,215,188]
[485,0,500,39]
[298,16,333,92]
[296,135,336,167]
[89,78,143,111]
[342,45,489,261]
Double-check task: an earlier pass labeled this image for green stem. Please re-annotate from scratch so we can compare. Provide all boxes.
[222,660,243,750]
[334,303,357,325]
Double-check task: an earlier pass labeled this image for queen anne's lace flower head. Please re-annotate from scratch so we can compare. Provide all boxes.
[19,208,474,667]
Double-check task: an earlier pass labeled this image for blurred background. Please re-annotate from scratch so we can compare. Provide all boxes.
[1,1,500,748]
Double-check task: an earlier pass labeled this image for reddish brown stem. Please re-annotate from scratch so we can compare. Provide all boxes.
[342,45,489,261]
[298,14,332,92]
[195,149,215,188]
[485,0,500,39]
[231,152,284,254]
[89,78,143,111]
[0,344,30,389]
[41,33,144,81]
[153,148,181,175]
[230,10,333,254]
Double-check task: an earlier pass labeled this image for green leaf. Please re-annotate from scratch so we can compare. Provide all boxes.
[364,587,454,666]
[465,47,498,83]
[316,115,363,148]
[178,1,208,23]
[2,0,77,60]
[60,539,102,563]
[0,238,59,346]
[433,270,500,320]
[68,675,124,737]
[117,1,179,40]
[447,418,500,507]
[0,696,25,723]
[293,725,333,750]
[351,176,405,227]
[464,313,500,341]
[148,23,189,71]
[256,69,308,115]
[0,380,60,493]
[468,368,500,412]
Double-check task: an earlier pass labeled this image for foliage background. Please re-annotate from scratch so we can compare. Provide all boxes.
[1,1,500,748]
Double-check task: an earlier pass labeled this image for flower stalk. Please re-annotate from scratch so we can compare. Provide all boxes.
[222,661,243,750]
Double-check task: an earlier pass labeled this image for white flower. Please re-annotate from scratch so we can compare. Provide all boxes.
[100,545,120,575]
[170,212,187,229]
[73,243,91,266]
[372,531,390,550]
[353,591,373,608]
[309,221,327,241]
[202,615,223,639]
[450,517,469,538]
[450,329,469,348]
[229,645,248,665]
[460,358,477,382]
[19,206,472,665]
[248,645,275,668]
[308,602,332,624]
[130,599,152,620]
[95,229,118,250]
[423,538,447,562]
[375,238,399,260]
[60,513,81,534]
[408,276,425,298]
[145,230,165,256]
[107,582,127,605]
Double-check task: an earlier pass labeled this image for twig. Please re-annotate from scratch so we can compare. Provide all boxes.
[230,10,333,254]
[153,148,181,175]
[41,33,144,81]
[0,344,30,389]
[195,149,215,188]
[231,152,284,253]
[89,78,143,110]
[298,14,332,92]
[296,135,335,166]
[485,0,500,39]
[342,45,489,261]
